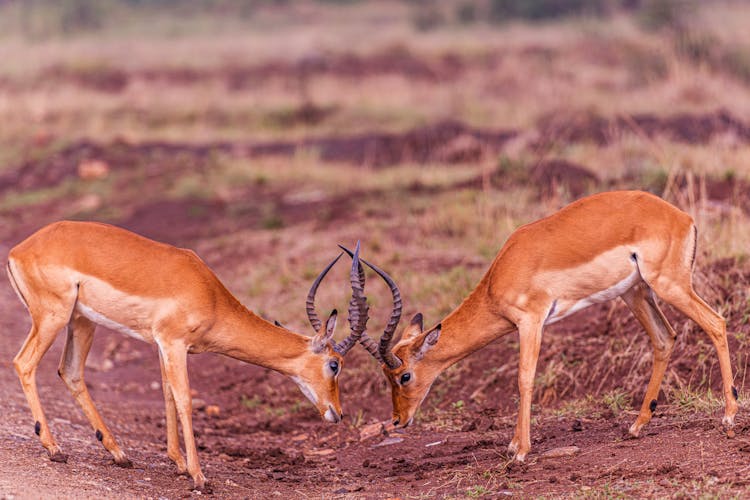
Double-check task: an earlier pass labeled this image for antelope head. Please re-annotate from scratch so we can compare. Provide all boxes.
[339,245,441,428]
[296,244,369,423]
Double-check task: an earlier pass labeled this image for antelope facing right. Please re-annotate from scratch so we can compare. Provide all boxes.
[6,221,369,492]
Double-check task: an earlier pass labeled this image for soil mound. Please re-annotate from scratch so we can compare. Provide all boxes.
[537,109,750,146]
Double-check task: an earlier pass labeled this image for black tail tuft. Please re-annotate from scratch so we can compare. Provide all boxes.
[691,226,698,269]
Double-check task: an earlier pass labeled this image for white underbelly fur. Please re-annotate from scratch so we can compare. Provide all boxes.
[76,301,149,342]
[545,268,641,325]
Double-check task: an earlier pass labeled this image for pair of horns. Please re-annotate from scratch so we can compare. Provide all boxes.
[338,245,404,369]
[305,242,369,356]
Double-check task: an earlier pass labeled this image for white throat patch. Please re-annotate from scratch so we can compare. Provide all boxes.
[291,375,318,405]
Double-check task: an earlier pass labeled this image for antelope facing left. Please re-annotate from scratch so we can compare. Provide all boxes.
[6,221,368,492]
[345,190,738,463]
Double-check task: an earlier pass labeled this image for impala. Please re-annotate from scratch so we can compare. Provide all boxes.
[6,221,369,492]
[345,190,738,461]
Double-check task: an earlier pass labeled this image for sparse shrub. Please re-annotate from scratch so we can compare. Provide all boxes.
[240,394,263,409]
[11,0,122,37]
[636,0,695,31]
[622,43,670,84]
[602,389,631,415]
[455,2,478,24]
[466,485,491,497]
[640,167,669,193]
[497,155,528,183]
[187,204,207,218]
[672,388,721,413]
[59,0,107,33]
[411,3,446,31]
[674,30,717,64]
[262,213,284,230]
[489,0,605,22]
[721,47,750,84]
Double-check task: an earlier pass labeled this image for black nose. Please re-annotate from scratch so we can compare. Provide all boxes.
[393,419,400,426]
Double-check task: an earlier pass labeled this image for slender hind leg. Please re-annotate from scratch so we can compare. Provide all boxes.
[158,351,187,474]
[14,316,70,462]
[621,282,677,437]
[58,312,131,466]
[651,280,738,429]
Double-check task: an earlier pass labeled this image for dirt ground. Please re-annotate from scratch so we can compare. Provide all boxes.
[3,270,750,500]
[1,142,750,499]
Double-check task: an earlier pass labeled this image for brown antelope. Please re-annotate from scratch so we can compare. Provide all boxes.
[6,221,369,492]
[345,190,738,461]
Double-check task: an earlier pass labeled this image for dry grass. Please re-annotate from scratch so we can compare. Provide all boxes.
[2,3,750,150]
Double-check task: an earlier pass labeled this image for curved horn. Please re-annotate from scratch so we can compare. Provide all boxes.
[334,242,369,355]
[362,259,403,369]
[339,244,403,368]
[338,244,364,284]
[306,252,343,332]
[338,244,381,361]
[358,331,384,363]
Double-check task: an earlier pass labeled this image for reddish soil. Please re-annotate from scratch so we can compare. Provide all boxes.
[2,253,749,498]
[2,136,750,498]
[0,121,516,197]
[25,47,477,94]
[8,110,750,211]
[536,109,750,147]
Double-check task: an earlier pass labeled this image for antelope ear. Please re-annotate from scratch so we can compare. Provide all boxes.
[312,309,337,353]
[403,312,424,340]
[324,309,338,340]
[413,324,441,360]
[410,312,424,330]
[274,320,284,328]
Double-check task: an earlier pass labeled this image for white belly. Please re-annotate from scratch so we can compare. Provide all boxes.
[545,268,641,325]
[76,302,150,342]
[74,273,164,343]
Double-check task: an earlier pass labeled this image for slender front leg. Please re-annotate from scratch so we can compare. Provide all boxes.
[158,351,187,474]
[508,317,544,462]
[58,313,131,466]
[157,340,209,492]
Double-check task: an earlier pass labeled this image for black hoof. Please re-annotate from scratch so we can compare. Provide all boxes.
[49,451,68,463]
[114,458,133,468]
[193,482,213,494]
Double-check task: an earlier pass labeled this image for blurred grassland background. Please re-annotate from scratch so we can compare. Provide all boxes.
[1,0,750,416]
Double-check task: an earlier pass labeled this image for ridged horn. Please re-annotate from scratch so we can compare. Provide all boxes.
[306,252,343,332]
[338,244,403,368]
[334,241,369,355]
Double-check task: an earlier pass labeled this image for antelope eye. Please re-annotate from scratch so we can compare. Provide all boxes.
[329,360,339,374]
[400,372,411,385]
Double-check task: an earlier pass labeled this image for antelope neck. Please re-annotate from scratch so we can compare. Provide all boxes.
[427,280,515,370]
[207,301,313,377]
